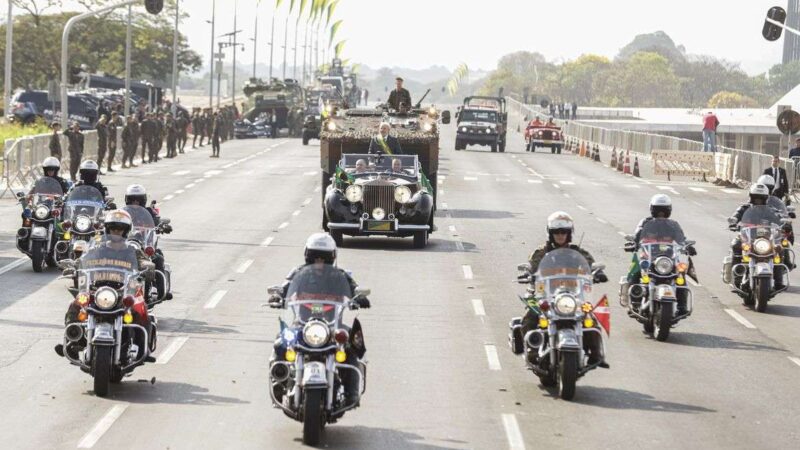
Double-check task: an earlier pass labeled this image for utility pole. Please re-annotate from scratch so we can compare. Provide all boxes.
[217,30,243,107]
[252,16,258,79]
[171,0,179,114]
[209,0,216,109]
[232,0,238,106]
[292,20,299,80]
[124,4,132,117]
[302,23,308,86]
[268,12,275,79]
[4,2,13,120]
[282,16,288,79]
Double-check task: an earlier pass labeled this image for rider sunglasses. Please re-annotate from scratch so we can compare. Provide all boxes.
[552,229,570,235]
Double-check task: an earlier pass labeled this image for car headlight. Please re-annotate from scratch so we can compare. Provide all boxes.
[372,207,386,220]
[422,122,433,132]
[654,256,674,275]
[460,127,467,133]
[553,294,578,316]
[75,215,92,233]
[94,287,118,310]
[345,185,363,203]
[302,321,330,347]
[394,185,412,203]
[34,205,50,220]
[753,238,773,255]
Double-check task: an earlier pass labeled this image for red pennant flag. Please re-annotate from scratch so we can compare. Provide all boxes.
[593,295,611,336]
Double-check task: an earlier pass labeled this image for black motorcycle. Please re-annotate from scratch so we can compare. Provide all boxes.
[15,178,65,272]
[123,204,172,303]
[59,185,109,260]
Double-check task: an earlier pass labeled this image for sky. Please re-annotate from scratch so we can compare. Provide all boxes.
[17,0,791,76]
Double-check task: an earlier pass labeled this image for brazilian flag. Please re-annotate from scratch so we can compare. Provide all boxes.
[627,253,640,282]
[334,165,354,188]
[420,171,434,194]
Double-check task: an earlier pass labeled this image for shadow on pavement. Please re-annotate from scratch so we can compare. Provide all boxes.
[666,332,784,352]
[569,386,716,413]
[0,318,62,330]
[166,238,263,250]
[158,317,240,335]
[762,304,800,318]
[321,426,466,449]
[446,209,520,220]
[107,381,250,406]
[340,237,477,253]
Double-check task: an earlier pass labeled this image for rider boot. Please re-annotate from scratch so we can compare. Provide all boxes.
[584,332,609,369]
[520,309,540,366]
[677,289,688,315]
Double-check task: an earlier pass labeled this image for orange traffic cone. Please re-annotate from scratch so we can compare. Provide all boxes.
[610,147,617,169]
[623,151,631,174]
[633,156,640,177]
[579,142,586,157]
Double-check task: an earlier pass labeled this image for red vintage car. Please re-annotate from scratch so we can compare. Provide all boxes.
[525,121,564,154]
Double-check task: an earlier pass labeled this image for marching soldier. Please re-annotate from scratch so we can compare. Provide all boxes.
[64,122,84,181]
[106,112,121,172]
[95,115,108,174]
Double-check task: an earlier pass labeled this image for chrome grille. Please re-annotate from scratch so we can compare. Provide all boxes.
[363,181,396,218]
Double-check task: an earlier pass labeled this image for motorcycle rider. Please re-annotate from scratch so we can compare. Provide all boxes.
[268,233,370,404]
[729,183,789,291]
[519,211,609,368]
[37,157,70,194]
[757,174,796,246]
[626,194,697,313]
[125,184,173,301]
[73,160,109,198]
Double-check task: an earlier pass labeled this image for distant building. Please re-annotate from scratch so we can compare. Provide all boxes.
[783,0,800,63]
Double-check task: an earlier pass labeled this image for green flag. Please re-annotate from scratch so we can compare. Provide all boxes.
[627,253,640,280]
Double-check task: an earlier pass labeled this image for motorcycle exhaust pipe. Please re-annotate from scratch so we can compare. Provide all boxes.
[55,241,69,254]
[630,284,645,299]
[16,228,29,239]
[525,330,543,349]
[65,323,84,342]
[271,363,290,382]
[732,264,747,277]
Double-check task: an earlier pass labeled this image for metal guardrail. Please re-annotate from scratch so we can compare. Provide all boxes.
[507,97,795,188]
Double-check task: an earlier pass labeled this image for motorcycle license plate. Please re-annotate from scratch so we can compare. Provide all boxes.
[365,220,395,232]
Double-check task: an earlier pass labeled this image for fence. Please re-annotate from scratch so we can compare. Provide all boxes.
[506,98,795,188]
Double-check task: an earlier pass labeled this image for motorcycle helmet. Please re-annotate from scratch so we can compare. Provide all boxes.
[79,160,100,184]
[42,157,61,176]
[749,183,770,206]
[104,209,132,238]
[304,233,337,264]
[125,184,147,206]
[756,174,775,195]
[649,194,672,218]
[546,211,574,245]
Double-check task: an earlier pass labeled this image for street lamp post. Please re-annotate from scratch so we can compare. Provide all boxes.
[171,0,179,114]
[232,0,238,106]
[282,16,288,79]
[4,1,13,119]
[209,0,216,109]
[268,12,275,79]
[252,16,258,79]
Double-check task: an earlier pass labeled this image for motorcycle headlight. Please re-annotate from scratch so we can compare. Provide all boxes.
[394,185,412,204]
[553,294,578,316]
[94,287,118,310]
[460,127,467,133]
[345,185,363,203]
[372,207,386,220]
[654,256,674,275]
[753,238,773,255]
[75,215,92,233]
[302,321,330,347]
[34,205,50,220]
[422,122,433,132]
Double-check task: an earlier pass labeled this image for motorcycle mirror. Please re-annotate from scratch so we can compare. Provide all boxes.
[517,262,532,272]
[355,287,371,298]
[60,269,75,278]
[623,234,634,241]
[14,191,25,199]
[591,263,606,272]
[267,285,282,296]
[684,240,696,247]
[727,217,738,225]
[160,218,171,225]
[57,259,75,269]
[105,196,115,203]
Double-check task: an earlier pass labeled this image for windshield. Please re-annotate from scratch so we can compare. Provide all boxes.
[767,196,789,217]
[535,248,592,297]
[78,235,139,289]
[123,205,156,247]
[64,185,105,220]
[740,205,781,242]
[459,110,498,123]
[287,264,352,324]
[340,154,418,176]
[32,177,65,196]
[640,219,685,244]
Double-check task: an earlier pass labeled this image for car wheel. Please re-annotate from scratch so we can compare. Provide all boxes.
[413,230,428,249]
[455,139,463,151]
[490,144,497,153]
[499,141,506,153]
[330,229,344,247]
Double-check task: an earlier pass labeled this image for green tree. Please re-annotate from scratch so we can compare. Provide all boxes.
[559,54,611,104]
[768,61,800,98]
[478,51,551,98]
[597,52,681,107]
[707,91,760,108]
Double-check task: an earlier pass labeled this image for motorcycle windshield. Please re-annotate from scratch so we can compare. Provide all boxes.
[78,235,139,289]
[535,248,592,297]
[123,205,157,247]
[767,196,789,217]
[287,264,351,323]
[640,219,684,257]
[32,177,64,196]
[740,205,781,242]
[64,185,105,221]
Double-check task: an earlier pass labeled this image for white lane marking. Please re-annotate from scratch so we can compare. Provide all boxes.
[261,237,275,247]
[302,197,312,206]
[472,299,486,316]
[236,259,254,274]
[617,231,627,237]
[520,162,528,167]
[174,189,185,194]
[304,171,318,176]
[484,345,502,371]
[455,240,465,252]
[624,184,641,189]
[577,205,587,211]
[77,404,130,448]
[440,188,445,195]
[687,277,702,287]
[438,175,446,180]
[292,210,302,217]
[527,179,542,184]
[156,336,189,365]
[449,225,457,233]
[591,182,608,187]
[552,184,560,189]
[171,170,190,176]
[314,186,321,193]
[0,258,27,276]
[204,290,228,309]
[788,356,800,368]
[462,265,473,279]
[723,188,741,194]
[502,414,526,450]
[560,180,575,185]
[725,309,757,329]
[222,163,234,169]
[278,222,289,229]
[527,167,545,179]
[596,218,608,224]
[442,202,449,211]
[464,176,478,181]
[163,195,174,201]
[689,187,707,193]
[195,178,205,183]
[496,178,511,182]
[563,193,571,198]
[204,170,223,177]
[185,183,195,189]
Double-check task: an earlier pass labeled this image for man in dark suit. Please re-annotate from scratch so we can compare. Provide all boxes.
[764,155,789,200]
[789,137,800,159]
[368,122,403,155]
[387,77,412,112]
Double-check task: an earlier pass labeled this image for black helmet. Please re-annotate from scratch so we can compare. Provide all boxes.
[304,233,337,264]
[125,184,147,206]
[79,160,99,184]
[649,194,672,218]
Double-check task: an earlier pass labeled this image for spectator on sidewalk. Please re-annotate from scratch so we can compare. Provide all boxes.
[702,111,720,152]
[49,123,63,160]
[789,137,800,159]
[64,122,84,181]
[95,115,108,174]
[764,155,789,200]
[571,102,578,120]
[107,112,121,172]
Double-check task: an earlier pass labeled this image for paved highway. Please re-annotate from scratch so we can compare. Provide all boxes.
[1,120,799,449]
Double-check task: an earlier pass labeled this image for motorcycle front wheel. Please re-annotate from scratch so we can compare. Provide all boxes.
[31,240,46,273]
[654,302,673,342]
[93,346,113,397]
[302,389,325,445]
[558,352,578,400]
[755,277,770,313]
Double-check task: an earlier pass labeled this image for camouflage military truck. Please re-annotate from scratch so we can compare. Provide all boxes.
[240,78,305,137]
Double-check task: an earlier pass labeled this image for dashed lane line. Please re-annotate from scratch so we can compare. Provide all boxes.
[527,179,542,184]
[472,299,486,316]
[261,237,275,247]
[278,222,289,229]
[484,345,502,371]
[171,170,190,176]
[560,180,575,185]
[617,231,627,237]
[552,184,560,189]
[449,225,457,234]
[174,189,185,194]
[723,188,741,194]
[462,265,473,280]
[304,171,318,176]
[163,195,174,201]
[624,184,641,189]
[596,218,608,225]
[314,186,321,193]
[292,210,302,217]
[502,414,526,450]
[0,258,27,276]
[464,176,478,181]
[77,404,130,448]
[689,187,707,193]
[563,193,571,198]
[577,205,587,211]
[302,197,312,206]
[204,290,228,309]
[155,336,189,365]
[789,356,800,368]
[725,309,757,329]
[185,183,195,189]
[236,259,254,274]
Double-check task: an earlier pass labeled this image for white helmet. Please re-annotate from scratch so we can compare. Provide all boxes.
[104,209,133,237]
[43,157,61,170]
[125,184,147,206]
[79,160,100,183]
[749,183,770,205]
[649,194,672,218]
[305,233,337,264]
[547,211,574,243]
[756,174,775,193]
[79,160,99,171]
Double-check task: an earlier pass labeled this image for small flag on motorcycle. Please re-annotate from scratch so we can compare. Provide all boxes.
[593,295,611,336]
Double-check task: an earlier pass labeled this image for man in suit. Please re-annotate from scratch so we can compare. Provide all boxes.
[387,77,412,112]
[764,155,789,200]
[789,137,800,159]
[368,122,403,155]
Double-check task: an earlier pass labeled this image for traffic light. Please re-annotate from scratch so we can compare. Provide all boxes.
[144,0,163,15]
[763,6,787,42]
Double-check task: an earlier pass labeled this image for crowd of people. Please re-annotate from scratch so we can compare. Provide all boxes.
[48,100,241,180]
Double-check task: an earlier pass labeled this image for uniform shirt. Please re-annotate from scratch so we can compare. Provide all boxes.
[387,88,412,111]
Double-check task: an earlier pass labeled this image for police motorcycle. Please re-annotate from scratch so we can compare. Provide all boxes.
[619,219,695,342]
[266,264,370,445]
[509,249,607,401]
[59,186,112,260]
[15,178,64,272]
[723,205,792,313]
[56,234,157,397]
[123,205,172,303]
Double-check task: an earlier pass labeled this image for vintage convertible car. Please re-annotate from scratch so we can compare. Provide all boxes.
[234,115,272,139]
[525,124,563,153]
[324,153,435,248]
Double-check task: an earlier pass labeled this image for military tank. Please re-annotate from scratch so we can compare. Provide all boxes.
[240,78,305,137]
